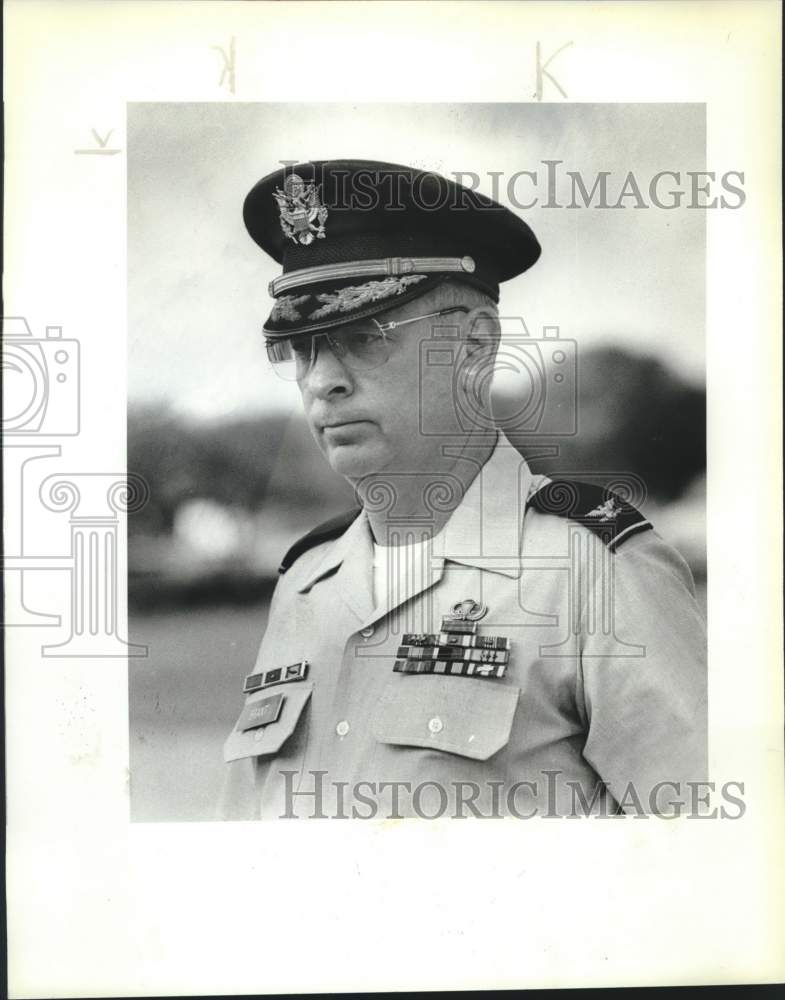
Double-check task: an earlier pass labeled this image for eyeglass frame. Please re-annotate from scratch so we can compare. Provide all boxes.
[264,306,470,379]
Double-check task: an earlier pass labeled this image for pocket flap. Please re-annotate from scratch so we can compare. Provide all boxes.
[223,683,313,763]
[372,675,519,761]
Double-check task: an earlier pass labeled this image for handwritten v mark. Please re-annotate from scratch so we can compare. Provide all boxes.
[91,129,113,148]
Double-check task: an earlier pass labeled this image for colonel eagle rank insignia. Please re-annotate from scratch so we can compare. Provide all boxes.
[529,478,653,553]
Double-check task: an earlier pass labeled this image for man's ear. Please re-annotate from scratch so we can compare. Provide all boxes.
[464,307,500,356]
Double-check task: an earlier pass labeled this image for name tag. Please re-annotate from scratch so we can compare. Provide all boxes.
[236,692,284,732]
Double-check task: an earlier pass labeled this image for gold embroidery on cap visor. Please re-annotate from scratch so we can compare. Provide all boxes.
[268,294,311,324]
[310,274,427,319]
[265,306,468,381]
[268,274,429,328]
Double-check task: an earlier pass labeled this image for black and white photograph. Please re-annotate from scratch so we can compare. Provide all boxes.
[4,2,782,996]
[128,102,711,822]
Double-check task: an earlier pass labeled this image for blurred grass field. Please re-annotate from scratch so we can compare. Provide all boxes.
[129,577,706,823]
[129,601,270,822]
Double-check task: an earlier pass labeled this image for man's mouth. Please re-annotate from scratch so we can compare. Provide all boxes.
[321,419,372,430]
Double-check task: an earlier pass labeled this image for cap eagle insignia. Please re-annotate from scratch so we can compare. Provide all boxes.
[585,497,622,522]
[273,173,328,245]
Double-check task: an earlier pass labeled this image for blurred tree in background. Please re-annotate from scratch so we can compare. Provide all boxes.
[127,406,202,535]
[512,346,706,502]
[128,406,349,533]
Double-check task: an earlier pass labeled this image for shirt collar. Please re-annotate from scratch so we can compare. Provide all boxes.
[431,430,533,579]
[297,507,372,595]
[297,430,534,593]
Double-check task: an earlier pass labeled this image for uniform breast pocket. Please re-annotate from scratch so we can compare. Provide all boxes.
[371,675,519,761]
[223,683,313,763]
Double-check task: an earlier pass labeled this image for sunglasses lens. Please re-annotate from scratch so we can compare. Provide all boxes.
[265,311,460,380]
[333,326,389,370]
[265,336,313,381]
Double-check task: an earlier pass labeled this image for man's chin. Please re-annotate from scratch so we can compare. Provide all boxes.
[324,440,386,479]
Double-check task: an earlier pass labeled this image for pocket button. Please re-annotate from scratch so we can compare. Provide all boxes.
[428,716,444,735]
[336,720,350,737]
[360,626,375,639]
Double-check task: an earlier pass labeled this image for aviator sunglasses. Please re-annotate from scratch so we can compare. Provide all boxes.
[265,307,469,381]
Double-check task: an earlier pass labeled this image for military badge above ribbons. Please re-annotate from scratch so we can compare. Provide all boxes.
[394,599,512,680]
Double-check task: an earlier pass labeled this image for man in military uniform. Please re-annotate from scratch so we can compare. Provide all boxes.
[219,160,707,820]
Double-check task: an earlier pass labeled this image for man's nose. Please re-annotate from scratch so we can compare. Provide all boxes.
[302,336,353,398]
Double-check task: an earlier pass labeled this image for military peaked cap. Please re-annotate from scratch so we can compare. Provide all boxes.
[243,159,541,337]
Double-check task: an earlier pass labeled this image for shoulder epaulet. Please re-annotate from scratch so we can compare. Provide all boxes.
[278,507,362,574]
[528,478,653,553]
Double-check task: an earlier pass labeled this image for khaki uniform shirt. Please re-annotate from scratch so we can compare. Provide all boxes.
[219,435,707,819]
